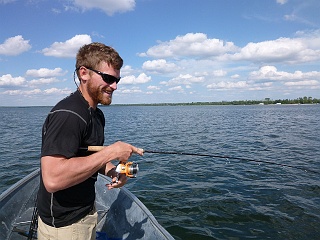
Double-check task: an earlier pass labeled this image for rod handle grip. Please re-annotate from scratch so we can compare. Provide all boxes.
[87,146,106,152]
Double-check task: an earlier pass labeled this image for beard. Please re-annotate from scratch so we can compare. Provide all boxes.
[87,82,113,106]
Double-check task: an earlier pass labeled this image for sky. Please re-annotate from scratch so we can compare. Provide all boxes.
[0,0,320,106]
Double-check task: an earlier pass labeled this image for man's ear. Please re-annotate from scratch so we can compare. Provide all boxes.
[79,66,90,82]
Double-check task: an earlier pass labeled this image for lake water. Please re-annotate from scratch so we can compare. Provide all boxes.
[0,104,319,240]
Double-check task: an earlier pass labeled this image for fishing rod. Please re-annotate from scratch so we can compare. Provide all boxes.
[143,150,319,174]
[81,146,319,175]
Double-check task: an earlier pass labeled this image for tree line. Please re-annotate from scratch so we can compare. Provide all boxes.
[193,96,320,106]
[115,96,320,106]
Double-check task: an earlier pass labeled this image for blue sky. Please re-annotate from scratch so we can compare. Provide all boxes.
[0,0,320,106]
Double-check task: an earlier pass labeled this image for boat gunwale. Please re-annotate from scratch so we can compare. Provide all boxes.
[1,169,174,240]
[0,169,40,203]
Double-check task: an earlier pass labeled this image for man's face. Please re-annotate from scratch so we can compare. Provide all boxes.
[87,62,120,106]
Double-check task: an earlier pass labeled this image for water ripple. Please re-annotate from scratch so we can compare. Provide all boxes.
[1,105,320,240]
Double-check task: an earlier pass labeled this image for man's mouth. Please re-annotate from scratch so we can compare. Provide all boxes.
[103,89,113,96]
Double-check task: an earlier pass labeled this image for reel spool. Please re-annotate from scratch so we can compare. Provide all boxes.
[116,162,139,178]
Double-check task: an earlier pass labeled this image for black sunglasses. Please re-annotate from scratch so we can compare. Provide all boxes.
[86,67,121,84]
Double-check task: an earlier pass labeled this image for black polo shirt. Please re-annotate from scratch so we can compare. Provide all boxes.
[37,90,105,227]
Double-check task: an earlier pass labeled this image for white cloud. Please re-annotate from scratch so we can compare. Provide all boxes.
[231,34,320,64]
[164,74,205,86]
[0,35,31,56]
[284,80,319,86]
[284,14,296,21]
[44,88,71,94]
[139,30,320,69]
[212,70,227,77]
[26,68,66,78]
[0,0,16,4]
[142,59,178,73]
[41,35,92,58]
[121,65,135,76]
[282,2,319,27]
[29,78,60,86]
[233,38,302,62]
[276,0,288,5]
[249,66,320,82]
[207,81,248,90]
[284,14,316,28]
[52,8,62,14]
[73,0,135,16]
[0,74,25,86]
[231,74,240,79]
[147,85,160,90]
[2,88,71,96]
[140,33,237,58]
[120,73,151,84]
[3,89,41,95]
[139,30,320,74]
[120,87,142,94]
[168,86,184,92]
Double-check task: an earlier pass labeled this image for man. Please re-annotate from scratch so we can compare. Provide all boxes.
[37,42,143,239]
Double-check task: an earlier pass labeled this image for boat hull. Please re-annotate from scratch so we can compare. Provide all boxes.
[0,169,174,240]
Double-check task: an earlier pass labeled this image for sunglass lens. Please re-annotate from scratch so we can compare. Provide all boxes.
[102,74,120,84]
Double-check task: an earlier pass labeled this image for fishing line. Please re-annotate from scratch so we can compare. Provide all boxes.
[81,146,319,174]
[143,150,320,174]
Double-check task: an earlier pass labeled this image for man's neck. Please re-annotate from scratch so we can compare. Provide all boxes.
[78,86,97,109]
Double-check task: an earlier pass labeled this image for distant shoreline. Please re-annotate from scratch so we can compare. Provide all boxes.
[112,97,320,107]
[1,103,319,108]
[111,103,319,107]
[1,97,319,107]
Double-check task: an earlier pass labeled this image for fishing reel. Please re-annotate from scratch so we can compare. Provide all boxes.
[116,162,139,178]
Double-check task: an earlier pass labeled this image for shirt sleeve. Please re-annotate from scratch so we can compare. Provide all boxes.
[41,110,87,159]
